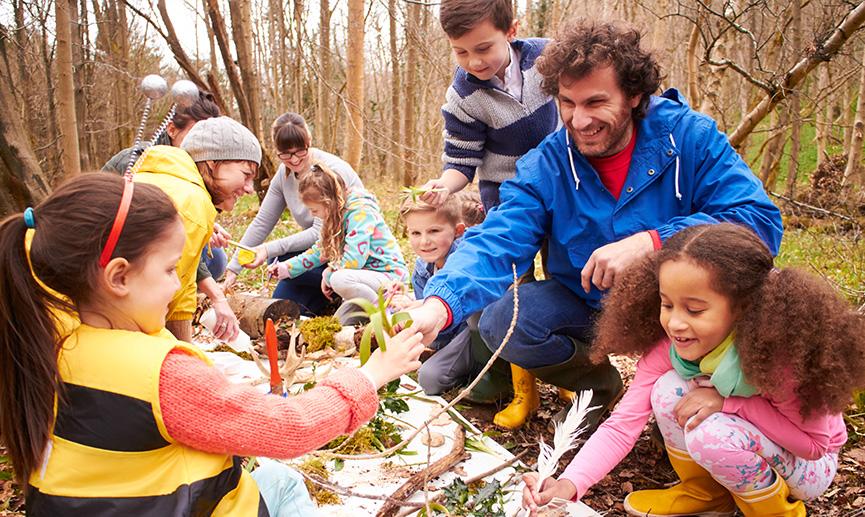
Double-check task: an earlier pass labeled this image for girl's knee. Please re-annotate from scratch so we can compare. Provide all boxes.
[327,270,350,291]
[651,370,689,413]
[683,413,747,458]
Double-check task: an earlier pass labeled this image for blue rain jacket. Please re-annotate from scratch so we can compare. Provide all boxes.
[424,89,783,326]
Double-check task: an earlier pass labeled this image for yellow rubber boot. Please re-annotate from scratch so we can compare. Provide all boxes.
[731,474,806,517]
[557,387,576,403]
[623,446,737,517]
[493,365,539,430]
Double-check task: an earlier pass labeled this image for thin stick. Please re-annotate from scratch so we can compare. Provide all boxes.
[321,263,520,461]
[297,470,426,508]
[376,426,468,517]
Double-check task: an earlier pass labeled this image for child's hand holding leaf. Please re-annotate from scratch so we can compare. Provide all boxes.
[359,328,424,389]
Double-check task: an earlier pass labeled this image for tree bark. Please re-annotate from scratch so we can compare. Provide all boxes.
[228,0,264,142]
[69,0,91,171]
[387,0,401,180]
[729,2,865,149]
[686,24,700,107]
[758,106,789,190]
[55,0,82,178]
[815,63,830,169]
[317,0,333,150]
[785,0,802,198]
[402,1,419,186]
[843,43,865,186]
[293,0,304,109]
[206,0,252,125]
[0,34,51,213]
[345,0,366,169]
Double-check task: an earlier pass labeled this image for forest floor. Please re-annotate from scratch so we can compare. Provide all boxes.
[1,179,863,516]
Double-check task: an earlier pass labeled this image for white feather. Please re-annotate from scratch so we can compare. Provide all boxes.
[534,389,600,497]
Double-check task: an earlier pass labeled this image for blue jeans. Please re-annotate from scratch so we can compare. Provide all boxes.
[272,251,330,316]
[201,247,228,280]
[478,279,598,369]
[250,458,318,516]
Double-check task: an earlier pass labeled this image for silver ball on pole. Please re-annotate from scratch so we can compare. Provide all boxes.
[140,74,168,100]
[171,80,199,108]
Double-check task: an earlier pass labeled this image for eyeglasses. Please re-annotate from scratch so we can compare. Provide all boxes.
[277,148,309,161]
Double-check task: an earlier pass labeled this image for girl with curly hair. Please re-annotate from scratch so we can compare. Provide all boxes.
[268,163,409,323]
[522,223,865,516]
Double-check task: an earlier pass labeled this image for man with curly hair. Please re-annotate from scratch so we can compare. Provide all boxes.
[408,19,784,430]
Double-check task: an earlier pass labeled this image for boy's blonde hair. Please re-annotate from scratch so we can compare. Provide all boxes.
[400,196,462,226]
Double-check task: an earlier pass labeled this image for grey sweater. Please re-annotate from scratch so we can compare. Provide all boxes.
[227,148,363,274]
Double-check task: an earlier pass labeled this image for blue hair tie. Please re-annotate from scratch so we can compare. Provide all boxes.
[23,207,36,229]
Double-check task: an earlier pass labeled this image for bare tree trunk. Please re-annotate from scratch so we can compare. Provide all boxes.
[758,106,789,190]
[345,0,365,169]
[12,0,28,105]
[37,4,60,178]
[56,0,82,178]
[387,0,401,180]
[207,0,252,126]
[69,0,91,171]
[815,63,830,169]
[228,0,264,142]
[686,24,700,107]
[316,0,332,146]
[785,0,802,198]
[402,1,419,186]
[843,43,865,186]
[0,29,50,212]
[293,0,304,109]
[270,0,288,114]
[729,2,865,148]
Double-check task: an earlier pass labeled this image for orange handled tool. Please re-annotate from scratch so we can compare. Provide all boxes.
[265,318,283,395]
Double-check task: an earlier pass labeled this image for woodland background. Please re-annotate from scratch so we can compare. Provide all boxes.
[1,0,865,514]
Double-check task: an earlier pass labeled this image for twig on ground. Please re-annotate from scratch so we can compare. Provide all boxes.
[377,426,468,517]
[320,263,520,461]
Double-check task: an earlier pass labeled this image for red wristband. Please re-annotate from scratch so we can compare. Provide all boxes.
[648,230,662,250]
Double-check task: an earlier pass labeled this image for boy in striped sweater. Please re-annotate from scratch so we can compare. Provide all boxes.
[421,0,559,211]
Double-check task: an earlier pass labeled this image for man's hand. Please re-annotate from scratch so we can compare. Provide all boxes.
[580,231,654,292]
[674,387,724,430]
[405,298,449,345]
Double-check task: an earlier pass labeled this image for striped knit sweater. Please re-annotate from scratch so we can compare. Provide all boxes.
[441,38,559,185]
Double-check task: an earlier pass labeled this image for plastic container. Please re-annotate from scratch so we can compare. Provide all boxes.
[237,248,256,265]
[200,307,253,353]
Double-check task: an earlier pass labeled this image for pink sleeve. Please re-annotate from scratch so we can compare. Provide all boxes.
[158,349,380,459]
[722,389,847,460]
[559,343,672,500]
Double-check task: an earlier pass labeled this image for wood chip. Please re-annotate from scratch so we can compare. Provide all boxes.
[420,430,444,448]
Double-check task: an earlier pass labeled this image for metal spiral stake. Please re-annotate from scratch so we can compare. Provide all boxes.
[145,80,200,148]
[125,75,168,177]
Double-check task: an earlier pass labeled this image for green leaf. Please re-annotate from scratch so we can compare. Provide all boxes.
[390,311,413,329]
[332,458,344,472]
[372,312,388,353]
[347,297,379,316]
[360,325,373,365]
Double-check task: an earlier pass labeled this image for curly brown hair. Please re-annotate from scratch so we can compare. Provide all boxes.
[591,223,865,417]
[536,19,662,121]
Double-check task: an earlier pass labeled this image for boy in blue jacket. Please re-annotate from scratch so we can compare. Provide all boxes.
[407,20,784,430]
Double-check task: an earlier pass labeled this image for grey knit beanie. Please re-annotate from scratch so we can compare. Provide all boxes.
[180,116,262,165]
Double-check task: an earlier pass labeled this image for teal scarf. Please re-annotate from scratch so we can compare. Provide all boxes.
[669,334,757,397]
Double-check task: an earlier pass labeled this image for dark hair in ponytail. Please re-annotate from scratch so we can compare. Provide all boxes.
[0,173,178,488]
[592,223,865,417]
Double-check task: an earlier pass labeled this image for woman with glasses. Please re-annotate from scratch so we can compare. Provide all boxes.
[223,112,363,315]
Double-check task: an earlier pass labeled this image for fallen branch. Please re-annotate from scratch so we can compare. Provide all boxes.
[769,191,861,227]
[377,426,468,517]
[297,470,426,509]
[320,263,520,461]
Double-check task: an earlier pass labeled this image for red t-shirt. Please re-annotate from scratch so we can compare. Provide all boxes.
[586,127,638,200]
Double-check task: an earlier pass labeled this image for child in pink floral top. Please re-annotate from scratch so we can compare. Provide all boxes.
[522,223,865,517]
[269,162,409,323]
